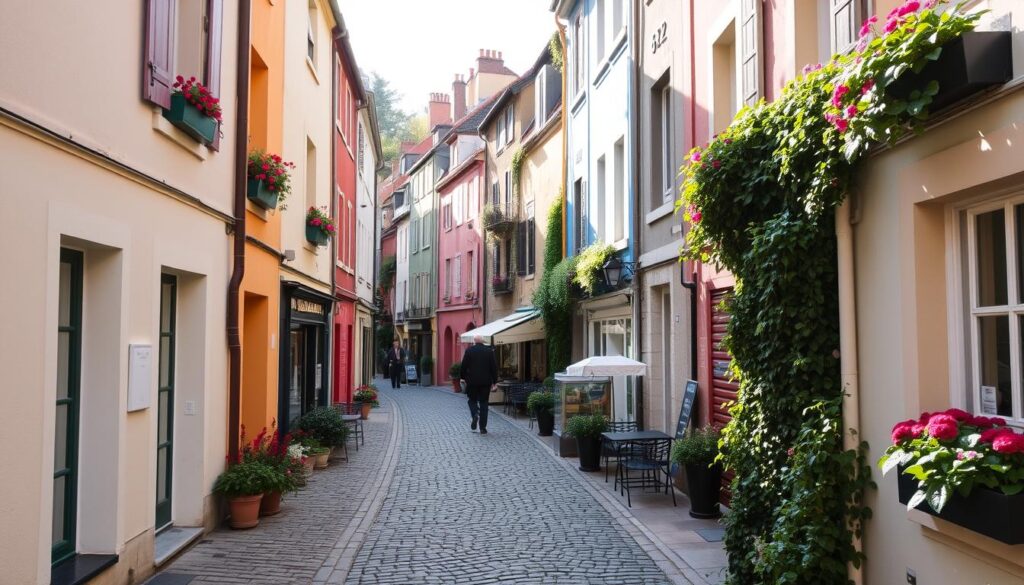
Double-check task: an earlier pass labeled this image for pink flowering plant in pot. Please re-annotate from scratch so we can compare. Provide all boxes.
[246,150,295,210]
[305,207,335,247]
[880,408,1024,512]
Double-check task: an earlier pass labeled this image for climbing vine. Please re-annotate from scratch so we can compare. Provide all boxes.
[549,31,564,73]
[677,2,980,583]
[510,147,526,197]
[534,198,573,374]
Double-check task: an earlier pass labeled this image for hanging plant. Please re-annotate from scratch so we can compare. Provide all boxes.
[549,31,564,73]
[572,242,615,296]
[677,2,982,583]
[305,207,335,247]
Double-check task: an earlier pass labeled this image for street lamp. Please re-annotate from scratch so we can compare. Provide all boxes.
[602,256,634,288]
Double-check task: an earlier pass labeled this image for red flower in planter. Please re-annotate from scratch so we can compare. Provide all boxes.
[247,150,296,202]
[173,75,223,122]
[306,206,336,238]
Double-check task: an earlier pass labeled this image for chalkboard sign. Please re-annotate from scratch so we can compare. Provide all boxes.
[405,364,418,384]
[675,380,698,439]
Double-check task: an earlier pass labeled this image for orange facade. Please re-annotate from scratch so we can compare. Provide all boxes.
[240,0,285,436]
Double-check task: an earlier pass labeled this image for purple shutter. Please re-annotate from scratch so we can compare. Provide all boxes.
[205,0,224,150]
[143,0,176,109]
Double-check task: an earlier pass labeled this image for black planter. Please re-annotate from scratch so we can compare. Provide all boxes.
[576,437,602,471]
[685,463,723,519]
[887,31,1012,113]
[896,466,1024,545]
[536,410,554,437]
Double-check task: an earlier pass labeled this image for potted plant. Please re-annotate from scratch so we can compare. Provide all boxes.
[246,150,295,210]
[527,391,556,437]
[565,414,607,472]
[354,386,379,419]
[880,408,1024,544]
[419,356,433,386]
[449,361,462,393]
[306,207,336,247]
[671,425,722,519]
[213,459,276,529]
[295,407,349,458]
[293,438,317,477]
[288,442,313,484]
[240,425,302,516]
[164,75,221,144]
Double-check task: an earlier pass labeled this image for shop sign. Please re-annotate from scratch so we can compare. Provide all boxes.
[292,297,325,316]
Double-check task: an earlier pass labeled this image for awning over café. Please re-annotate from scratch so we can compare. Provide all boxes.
[460,308,543,346]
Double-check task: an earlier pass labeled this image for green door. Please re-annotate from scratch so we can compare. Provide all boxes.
[155,274,177,531]
[53,248,82,565]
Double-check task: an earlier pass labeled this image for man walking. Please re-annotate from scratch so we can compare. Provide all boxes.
[385,340,406,389]
[459,335,498,434]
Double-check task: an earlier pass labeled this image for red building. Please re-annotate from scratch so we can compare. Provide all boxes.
[434,96,498,380]
[332,19,365,404]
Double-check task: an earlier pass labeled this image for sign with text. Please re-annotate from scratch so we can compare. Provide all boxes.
[405,364,418,383]
[127,344,153,412]
[675,380,699,439]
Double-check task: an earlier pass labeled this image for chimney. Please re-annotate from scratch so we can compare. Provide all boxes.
[428,92,451,129]
[452,74,467,121]
[477,48,506,75]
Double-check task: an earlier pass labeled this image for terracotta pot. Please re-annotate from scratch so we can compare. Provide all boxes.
[260,491,282,516]
[314,451,330,469]
[452,379,462,393]
[228,494,263,529]
[360,402,372,420]
[301,456,315,476]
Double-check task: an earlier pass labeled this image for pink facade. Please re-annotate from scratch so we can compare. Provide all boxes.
[435,155,485,381]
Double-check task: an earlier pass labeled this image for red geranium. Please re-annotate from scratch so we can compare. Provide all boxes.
[172,75,223,122]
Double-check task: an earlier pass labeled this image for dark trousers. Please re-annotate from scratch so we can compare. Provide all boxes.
[466,385,490,430]
[389,365,402,389]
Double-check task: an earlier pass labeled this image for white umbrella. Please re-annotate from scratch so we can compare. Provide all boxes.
[564,355,649,377]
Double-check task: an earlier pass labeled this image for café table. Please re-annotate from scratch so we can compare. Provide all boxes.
[600,430,673,493]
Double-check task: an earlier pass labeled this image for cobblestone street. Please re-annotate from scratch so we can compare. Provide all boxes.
[155,384,712,585]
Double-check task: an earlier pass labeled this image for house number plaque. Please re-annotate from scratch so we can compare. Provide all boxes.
[652,22,668,53]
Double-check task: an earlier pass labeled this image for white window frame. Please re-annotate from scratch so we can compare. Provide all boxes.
[504,106,515,146]
[454,254,463,298]
[955,195,1024,423]
[660,85,673,204]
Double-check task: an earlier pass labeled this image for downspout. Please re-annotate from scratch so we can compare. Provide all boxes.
[630,0,644,428]
[331,25,343,402]
[836,197,863,585]
[556,17,568,258]
[227,0,252,461]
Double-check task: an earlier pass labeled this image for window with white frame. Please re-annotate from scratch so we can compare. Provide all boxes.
[535,68,547,125]
[497,115,506,148]
[596,0,606,62]
[444,258,451,299]
[572,14,583,97]
[468,251,476,295]
[468,178,479,219]
[959,198,1024,421]
[307,0,317,64]
[454,254,462,298]
[612,0,624,38]
[504,105,514,146]
[613,137,625,242]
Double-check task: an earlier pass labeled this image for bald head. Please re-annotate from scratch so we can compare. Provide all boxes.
[473,335,484,345]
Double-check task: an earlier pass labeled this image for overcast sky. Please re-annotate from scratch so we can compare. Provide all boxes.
[340,0,556,114]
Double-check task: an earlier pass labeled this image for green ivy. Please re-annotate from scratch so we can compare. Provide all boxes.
[677,3,979,583]
[511,147,526,197]
[573,242,615,296]
[549,31,564,73]
[533,199,573,374]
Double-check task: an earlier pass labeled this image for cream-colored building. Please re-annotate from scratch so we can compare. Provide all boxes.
[0,1,238,583]
[355,92,382,387]
[852,2,1024,582]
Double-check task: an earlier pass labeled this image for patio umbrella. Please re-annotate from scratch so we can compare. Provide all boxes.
[564,355,649,377]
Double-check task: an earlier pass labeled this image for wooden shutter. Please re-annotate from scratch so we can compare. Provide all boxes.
[739,0,762,107]
[516,222,527,275]
[205,0,224,150]
[527,217,536,274]
[143,0,176,109]
[709,287,737,427]
[830,0,862,55]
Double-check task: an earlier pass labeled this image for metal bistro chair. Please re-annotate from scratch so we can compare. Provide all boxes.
[618,438,676,508]
[332,403,364,456]
[602,420,639,484]
[524,384,542,429]
[506,384,530,419]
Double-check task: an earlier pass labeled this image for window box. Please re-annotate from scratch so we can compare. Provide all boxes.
[305,225,329,247]
[888,31,1012,113]
[897,466,1024,545]
[162,93,217,144]
[246,179,279,210]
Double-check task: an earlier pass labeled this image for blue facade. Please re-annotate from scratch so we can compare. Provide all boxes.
[560,0,635,268]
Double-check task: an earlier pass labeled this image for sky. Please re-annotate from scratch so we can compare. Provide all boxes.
[340,0,556,114]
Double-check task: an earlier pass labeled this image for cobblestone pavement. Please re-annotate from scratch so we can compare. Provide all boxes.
[155,400,395,585]
[342,386,675,585]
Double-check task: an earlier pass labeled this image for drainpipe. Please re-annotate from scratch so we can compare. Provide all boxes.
[227,0,252,461]
[630,0,644,428]
[836,197,863,585]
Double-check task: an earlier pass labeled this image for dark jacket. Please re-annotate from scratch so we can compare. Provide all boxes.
[385,347,406,372]
[459,343,498,388]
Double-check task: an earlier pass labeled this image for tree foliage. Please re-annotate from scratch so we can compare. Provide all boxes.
[369,73,429,165]
[533,198,573,374]
[677,3,980,583]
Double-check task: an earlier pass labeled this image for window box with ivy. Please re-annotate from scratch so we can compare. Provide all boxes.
[163,76,221,144]
[305,207,335,247]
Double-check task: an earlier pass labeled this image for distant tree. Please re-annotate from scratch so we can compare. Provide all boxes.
[369,73,430,167]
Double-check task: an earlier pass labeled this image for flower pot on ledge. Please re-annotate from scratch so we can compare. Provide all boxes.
[887,31,1012,113]
[305,225,329,247]
[162,93,218,144]
[246,179,279,209]
[896,466,1024,544]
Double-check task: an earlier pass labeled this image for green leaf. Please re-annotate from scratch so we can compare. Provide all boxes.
[926,47,943,61]
[882,453,903,475]
[1002,483,1024,496]
[927,484,950,513]
[924,80,940,97]
[907,489,927,511]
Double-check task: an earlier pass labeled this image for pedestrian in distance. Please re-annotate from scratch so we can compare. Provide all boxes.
[385,340,406,389]
[459,335,498,434]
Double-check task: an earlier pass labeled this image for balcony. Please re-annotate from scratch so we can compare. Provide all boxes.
[408,306,432,319]
[491,275,513,295]
[482,203,517,234]
[395,311,406,323]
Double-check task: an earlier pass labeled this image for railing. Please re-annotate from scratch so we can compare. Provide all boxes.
[482,203,517,233]
[395,311,406,323]
[408,306,432,319]
[491,275,513,295]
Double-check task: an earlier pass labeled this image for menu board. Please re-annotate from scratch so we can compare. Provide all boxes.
[675,380,699,439]
[405,364,418,383]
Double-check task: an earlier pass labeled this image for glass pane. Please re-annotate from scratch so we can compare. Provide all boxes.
[978,315,1012,417]
[54,404,68,471]
[52,475,66,545]
[159,337,171,388]
[59,262,71,327]
[158,391,169,444]
[157,448,167,501]
[57,332,70,399]
[160,283,173,332]
[1016,205,1024,302]
[976,209,1008,307]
